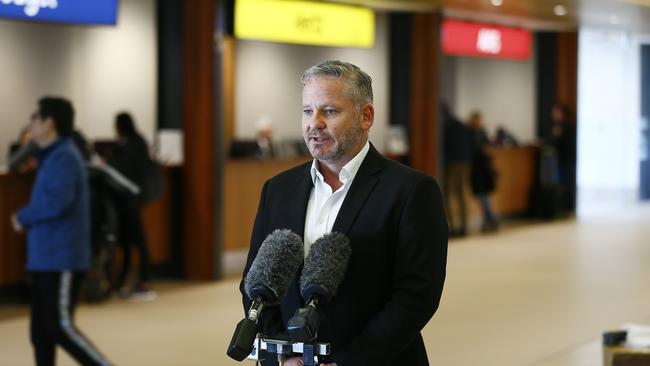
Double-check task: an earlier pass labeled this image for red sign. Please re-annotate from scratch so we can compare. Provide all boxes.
[441,19,531,60]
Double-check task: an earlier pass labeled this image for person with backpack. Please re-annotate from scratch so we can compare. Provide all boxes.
[108,112,156,301]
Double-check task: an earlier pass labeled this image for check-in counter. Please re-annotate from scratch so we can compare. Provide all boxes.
[222,158,310,251]
[222,146,537,251]
[1,147,537,285]
[452,146,537,223]
[481,146,537,215]
[0,167,177,287]
[0,173,31,286]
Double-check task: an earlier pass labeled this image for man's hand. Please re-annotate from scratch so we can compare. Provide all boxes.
[11,214,23,232]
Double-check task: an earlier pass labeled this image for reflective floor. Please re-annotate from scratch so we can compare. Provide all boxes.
[1,204,649,365]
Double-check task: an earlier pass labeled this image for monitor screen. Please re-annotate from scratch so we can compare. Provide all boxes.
[93,140,118,160]
[0,0,118,26]
[441,19,531,61]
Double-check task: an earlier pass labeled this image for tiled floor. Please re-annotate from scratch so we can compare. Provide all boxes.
[1,204,649,365]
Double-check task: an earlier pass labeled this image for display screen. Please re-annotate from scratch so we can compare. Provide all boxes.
[235,0,374,48]
[441,19,531,61]
[0,0,118,25]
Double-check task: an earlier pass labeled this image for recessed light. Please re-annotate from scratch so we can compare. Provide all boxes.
[490,0,503,6]
[554,5,567,16]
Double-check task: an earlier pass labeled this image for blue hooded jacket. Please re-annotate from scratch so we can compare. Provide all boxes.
[17,138,91,271]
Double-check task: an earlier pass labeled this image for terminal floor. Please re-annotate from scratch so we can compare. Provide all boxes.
[1,204,650,365]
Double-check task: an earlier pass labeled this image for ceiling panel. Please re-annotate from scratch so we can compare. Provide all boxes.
[326,0,650,32]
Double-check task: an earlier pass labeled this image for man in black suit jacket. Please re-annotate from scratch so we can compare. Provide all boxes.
[240,60,448,366]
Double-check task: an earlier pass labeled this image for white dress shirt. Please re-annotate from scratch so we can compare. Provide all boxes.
[303,141,370,256]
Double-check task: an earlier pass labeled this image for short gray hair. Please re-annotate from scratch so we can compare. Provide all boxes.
[301,60,373,106]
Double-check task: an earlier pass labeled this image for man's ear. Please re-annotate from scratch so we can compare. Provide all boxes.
[360,103,374,131]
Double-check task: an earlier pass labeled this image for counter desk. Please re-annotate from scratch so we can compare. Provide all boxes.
[0,168,176,287]
[222,146,537,251]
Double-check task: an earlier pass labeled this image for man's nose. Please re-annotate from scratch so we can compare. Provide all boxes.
[307,112,326,130]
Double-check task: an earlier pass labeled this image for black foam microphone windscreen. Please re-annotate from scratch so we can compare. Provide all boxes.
[300,232,351,302]
[244,229,304,305]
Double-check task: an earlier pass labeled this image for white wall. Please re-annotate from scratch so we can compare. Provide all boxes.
[0,0,157,169]
[234,13,389,152]
[577,27,642,215]
[578,28,641,190]
[443,51,537,144]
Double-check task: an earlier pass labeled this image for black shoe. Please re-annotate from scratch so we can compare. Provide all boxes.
[450,228,467,238]
[481,221,499,233]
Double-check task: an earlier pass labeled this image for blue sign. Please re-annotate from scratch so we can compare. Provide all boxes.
[0,0,118,25]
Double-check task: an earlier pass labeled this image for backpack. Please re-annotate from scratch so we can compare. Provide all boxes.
[140,159,164,203]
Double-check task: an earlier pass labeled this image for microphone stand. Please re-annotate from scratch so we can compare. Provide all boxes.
[247,296,329,366]
[246,335,331,366]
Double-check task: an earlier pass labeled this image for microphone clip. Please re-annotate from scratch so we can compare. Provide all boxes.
[287,298,320,342]
[247,299,264,322]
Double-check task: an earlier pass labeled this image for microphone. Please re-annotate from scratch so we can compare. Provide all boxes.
[288,232,351,342]
[227,229,304,361]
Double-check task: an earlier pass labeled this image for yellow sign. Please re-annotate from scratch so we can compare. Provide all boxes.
[235,0,375,48]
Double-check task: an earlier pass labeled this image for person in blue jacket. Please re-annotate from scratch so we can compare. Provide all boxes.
[11,97,111,366]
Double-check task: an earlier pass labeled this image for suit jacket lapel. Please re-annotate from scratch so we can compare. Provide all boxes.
[287,162,313,239]
[281,163,313,314]
[332,144,382,235]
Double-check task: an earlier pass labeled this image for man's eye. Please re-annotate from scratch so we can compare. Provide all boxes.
[303,109,313,116]
[324,109,338,116]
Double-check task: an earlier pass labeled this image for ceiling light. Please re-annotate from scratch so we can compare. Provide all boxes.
[553,5,567,16]
[490,0,503,6]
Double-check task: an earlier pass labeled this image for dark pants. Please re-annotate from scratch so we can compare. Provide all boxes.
[30,271,111,366]
[476,194,498,229]
[116,200,150,287]
[558,161,577,212]
[444,162,470,233]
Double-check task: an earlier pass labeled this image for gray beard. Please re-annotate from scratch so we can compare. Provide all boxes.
[309,123,363,163]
